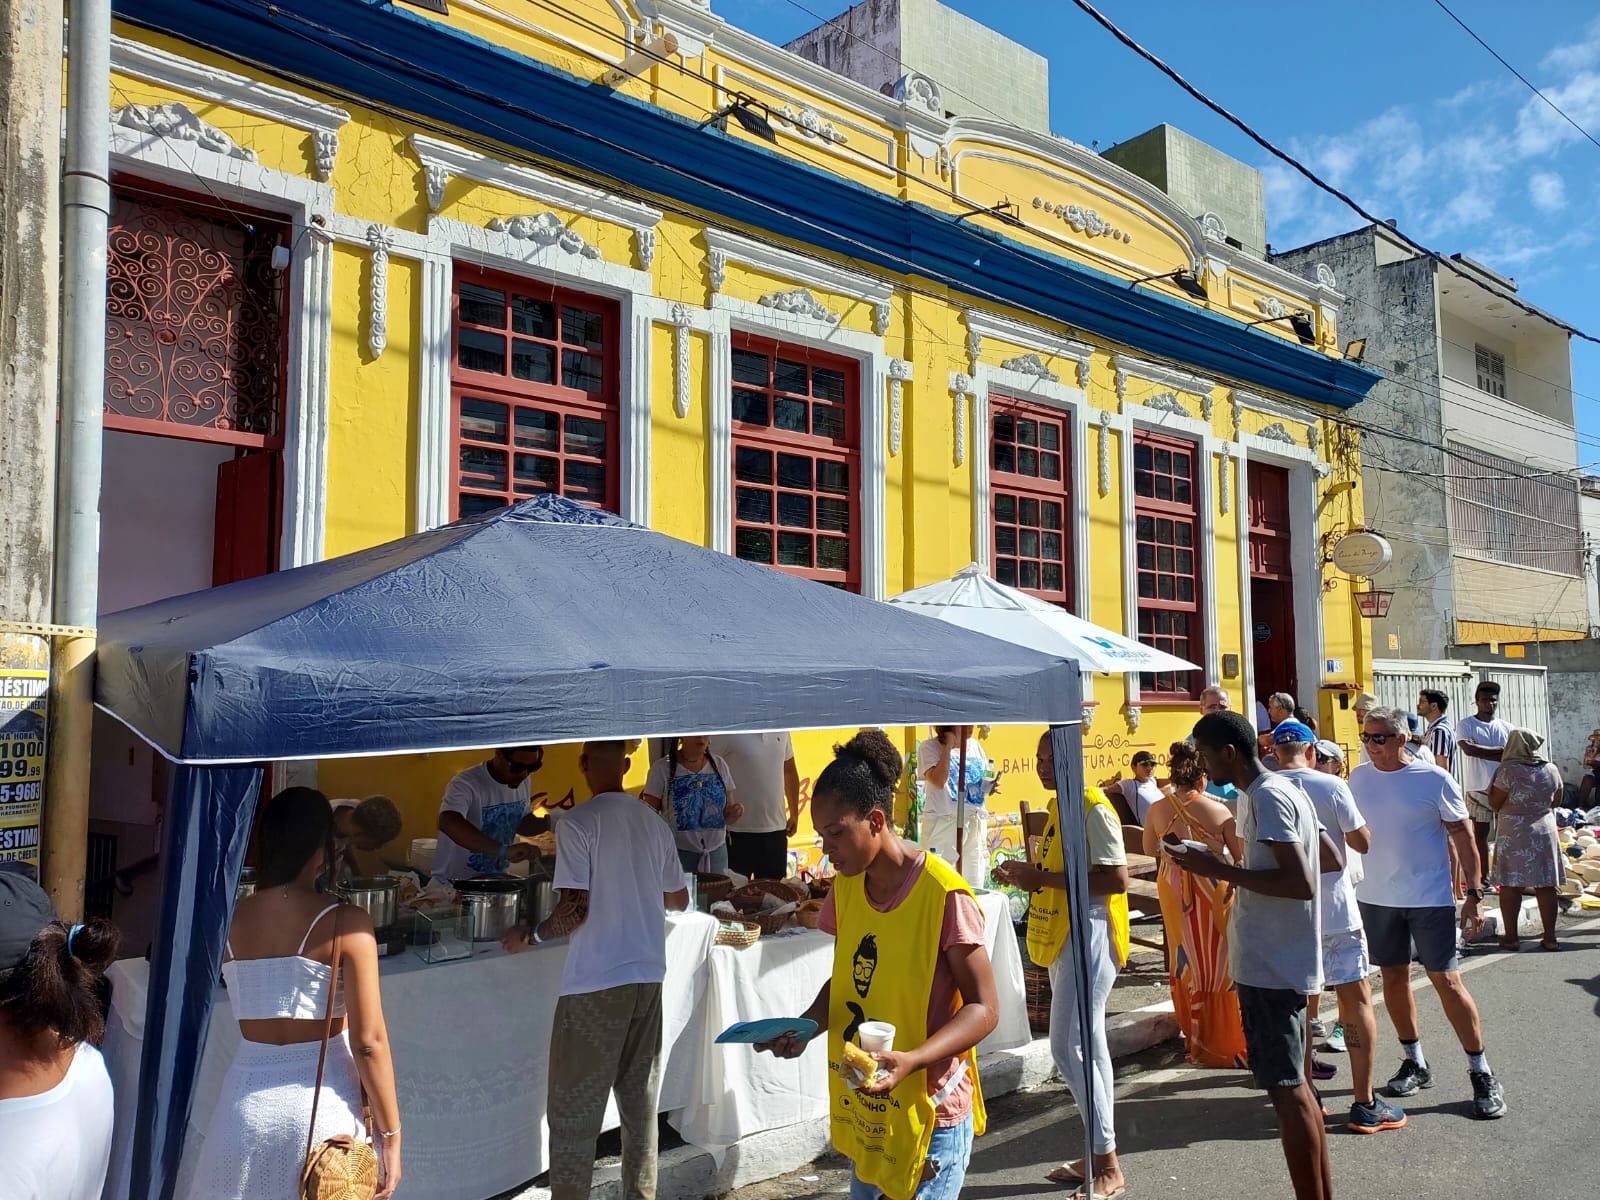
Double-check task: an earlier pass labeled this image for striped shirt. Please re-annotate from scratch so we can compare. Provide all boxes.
[1427,718,1456,768]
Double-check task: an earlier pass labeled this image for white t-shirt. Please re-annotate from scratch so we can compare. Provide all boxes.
[432,762,532,883]
[0,1043,115,1200]
[1456,714,1511,795]
[710,732,794,833]
[1279,767,1365,933]
[1348,758,1468,908]
[916,736,988,818]
[1115,777,1164,825]
[552,790,686,996]
[1230,773,1323,995]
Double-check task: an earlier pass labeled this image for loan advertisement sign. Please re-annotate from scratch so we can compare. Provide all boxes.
[0,632,49,867]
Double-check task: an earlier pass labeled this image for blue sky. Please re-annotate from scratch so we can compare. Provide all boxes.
[732,0,1600,451]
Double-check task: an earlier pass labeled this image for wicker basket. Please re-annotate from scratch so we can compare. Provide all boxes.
[748,909,793,936]
[697,873,734,904]
[714,919,761,948]
[1023,963,1053,1035]
[795,900,826,929]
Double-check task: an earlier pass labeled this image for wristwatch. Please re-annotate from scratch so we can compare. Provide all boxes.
[1463,888,1483,900]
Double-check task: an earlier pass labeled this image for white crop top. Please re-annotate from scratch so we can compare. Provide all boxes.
[222,902,347,1021]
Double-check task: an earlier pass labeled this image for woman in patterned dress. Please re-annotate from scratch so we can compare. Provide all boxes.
[1488,728,1565,951]
[1143,743,1247,1068]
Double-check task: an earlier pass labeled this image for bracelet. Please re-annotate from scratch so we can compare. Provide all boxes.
[528,924,543,945]
[378,1125,401,1139]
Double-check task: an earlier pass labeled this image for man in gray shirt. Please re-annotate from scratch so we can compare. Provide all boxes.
[1173,711,1332,1200]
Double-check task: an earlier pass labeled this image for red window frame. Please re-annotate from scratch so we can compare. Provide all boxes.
[1133,430,1203,699]
[729,334,861,590]
[450,264,620,518]
[989,396,1072,609]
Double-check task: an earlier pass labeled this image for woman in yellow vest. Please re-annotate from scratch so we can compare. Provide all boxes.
[758,730,999,1200]
[995,731,1130,1199]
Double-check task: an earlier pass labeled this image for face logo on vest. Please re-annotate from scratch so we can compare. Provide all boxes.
[851,934,878,997]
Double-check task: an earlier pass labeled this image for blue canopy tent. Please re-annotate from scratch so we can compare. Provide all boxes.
[95,496,1091,1200]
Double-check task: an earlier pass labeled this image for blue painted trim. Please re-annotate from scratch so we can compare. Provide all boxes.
[114,0,1381,408]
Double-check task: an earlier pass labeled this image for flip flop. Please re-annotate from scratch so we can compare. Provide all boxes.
[1047,1164,1087,1186]
[1540,938,1561,951]
[1067,1185,1128,1200]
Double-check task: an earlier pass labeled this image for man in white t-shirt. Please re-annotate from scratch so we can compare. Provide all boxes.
[1178,710,1330,1200]
[1275,722,1404,1135]
[916,725,992,889]
[1348,707,1506,1121]
[503,741,688,1200]
[1455,681,1510,883]
[712,731,799,880]
[432,747,543,883]
[1102,751,1163,825]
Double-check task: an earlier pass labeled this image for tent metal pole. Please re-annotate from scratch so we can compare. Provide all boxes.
[954,740,968,874]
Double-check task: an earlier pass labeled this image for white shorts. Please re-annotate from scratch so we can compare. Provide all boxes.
[1321,926,1371,987]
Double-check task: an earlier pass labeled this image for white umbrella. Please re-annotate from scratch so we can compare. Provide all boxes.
[886,563,1202,675]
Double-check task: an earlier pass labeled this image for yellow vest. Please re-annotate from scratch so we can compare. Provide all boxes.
[1025,790,1131,969]
[829,852,988,1200]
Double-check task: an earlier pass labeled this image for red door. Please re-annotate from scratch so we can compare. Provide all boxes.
[212,450,282,585]
[1248,464,1298,702]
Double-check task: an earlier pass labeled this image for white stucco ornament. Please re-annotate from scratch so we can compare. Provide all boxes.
[1330,531,1393,577]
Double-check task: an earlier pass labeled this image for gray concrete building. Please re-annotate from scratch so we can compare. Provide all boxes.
[784,0,1050,132]
[1102,124,1267,259]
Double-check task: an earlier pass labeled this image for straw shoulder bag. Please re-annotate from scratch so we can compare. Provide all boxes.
[300,907,380,1200]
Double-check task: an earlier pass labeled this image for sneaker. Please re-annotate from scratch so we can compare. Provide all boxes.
[1309,1018,1328,1040]
[1311,1056,1337,1081]
[1324,1022,1347,1053]
[1385,1059,1434,1097]
[1348,1097,1407,1134]
[1470,1070,1507,1119]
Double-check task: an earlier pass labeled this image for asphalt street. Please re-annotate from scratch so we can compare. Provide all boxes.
[727,912,1600,1200]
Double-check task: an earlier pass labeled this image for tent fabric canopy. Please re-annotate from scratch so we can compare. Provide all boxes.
[96,498,1085,762]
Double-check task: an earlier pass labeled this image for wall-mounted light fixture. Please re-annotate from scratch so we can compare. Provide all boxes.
[396,0,448,14]
[1245,309,1317,346]
[697,94,777,144]
[1128,267,1209,302]
[599,31,679,88]
[1342,338,1367,362]
[954,199,1024,229]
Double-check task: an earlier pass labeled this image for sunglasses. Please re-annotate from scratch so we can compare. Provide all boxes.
[1358,733,1398,745]
[502,757,543,775]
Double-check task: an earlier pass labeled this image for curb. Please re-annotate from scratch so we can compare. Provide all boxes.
[541,1000,1180,1200]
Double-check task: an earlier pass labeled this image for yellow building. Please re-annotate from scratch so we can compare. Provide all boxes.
[90,0,1379,883]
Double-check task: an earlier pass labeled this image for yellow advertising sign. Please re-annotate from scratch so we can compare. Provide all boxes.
[0,633,49,867]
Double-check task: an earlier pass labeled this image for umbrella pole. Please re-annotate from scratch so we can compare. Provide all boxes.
[954,741,968,876]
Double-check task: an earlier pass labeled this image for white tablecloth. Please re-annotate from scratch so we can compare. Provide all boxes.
[101,911,719,1200]
[671,889,1028,1149]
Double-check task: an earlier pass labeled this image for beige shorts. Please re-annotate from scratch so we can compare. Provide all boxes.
[1465,791,1495,824]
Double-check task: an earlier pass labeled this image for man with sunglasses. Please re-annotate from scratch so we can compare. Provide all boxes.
[1347,708,1506,1120]
[433,746,545,883]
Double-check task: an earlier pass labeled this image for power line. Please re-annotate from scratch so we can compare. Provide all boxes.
[1430,0,1600,154]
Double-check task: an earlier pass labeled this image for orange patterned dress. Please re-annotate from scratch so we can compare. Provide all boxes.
[1153,791,1248,1069]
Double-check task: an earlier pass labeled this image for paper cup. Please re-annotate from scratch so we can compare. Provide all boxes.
[858,1021,896,1054]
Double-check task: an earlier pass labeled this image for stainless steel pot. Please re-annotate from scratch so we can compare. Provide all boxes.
[339,875,399,930]
[529,878,557,927]
[456,877,523,942]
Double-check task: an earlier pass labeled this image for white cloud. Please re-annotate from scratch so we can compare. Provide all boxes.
[1529,170,1567,212]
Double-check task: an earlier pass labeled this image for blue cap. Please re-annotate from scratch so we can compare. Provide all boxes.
[1272,720,1316,745]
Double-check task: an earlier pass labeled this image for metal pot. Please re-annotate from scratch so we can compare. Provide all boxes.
[338,875,399,930]
[456,876,523,942]
[529,878,557,928]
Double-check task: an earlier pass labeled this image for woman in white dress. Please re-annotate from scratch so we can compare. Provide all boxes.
[188,788,402,1198]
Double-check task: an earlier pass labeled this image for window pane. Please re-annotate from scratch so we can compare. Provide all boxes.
[733,349,769,386]
[816,496,850,532]
[1174,453,1192,479]
[458,327,506,374]
[995,526,1017,555]
[773,397,807,432]
[996,558,1018,586]
[1135,470,1154,498]
[1177,522,1193,547]
[460,397,508,443]
[736,487,773,523]
[564,414,606,458]
[1041,453,1060,481]
[1178,577,1194,602]
[1138,572,1155,598]
[1154,474,1172,501]
[510,295,554,337]
[1042,500,1062,529]
[996,494,1016,523]
[1158,575,1175,600]
[561,349,603,392]
[1040,424,1060,451]
[1155,449,1172,474]
[561,306,606,350]
[734,389,770,426]
[816,536,849,571]
[458,283,504,328]
[774,359,808,395]
[777,454,812,491]
[514,407,557,450]
[994,414,1015,443]
[1136,514,1153,540]
[816,460,850,494]
[1176,549,1193,575]
[1020,561,1040,589]
[460,445,507,488]
[1042,532,1062,560]
[778,492,813,528]
[1134,444,1152,470]
[736,447,772,484]
[993,443,1016,473]
[1042,563,1063,592]
[563,459,605,503]
[812,367,846,403]
[1017,419,1038,446]
[1157,518,1174,543]
[1017,448,1038,476]
[1137,544,1154,569]
[812,404,845,441]
[512,453,558,494]
[1019,498,1040,527]
[736,527,773,563]
[1174,479,1192,505]
[1019,529,1039,558]
[459,492,504,517]
[510,340,554,383]
[777,531,813,567]
[1157,546,1174,572]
